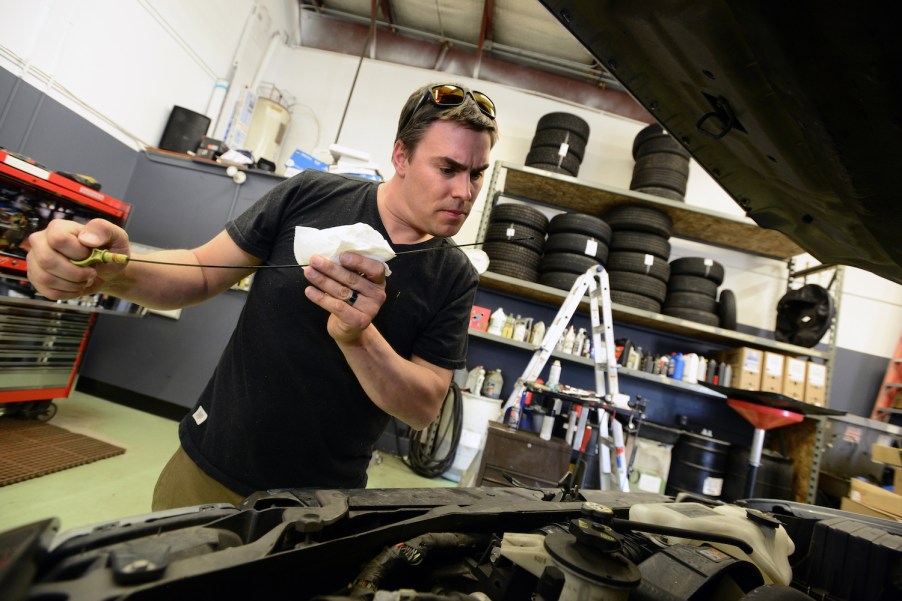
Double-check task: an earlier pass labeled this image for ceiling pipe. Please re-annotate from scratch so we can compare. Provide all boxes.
[434,40,452,70]
[369,0,378,59]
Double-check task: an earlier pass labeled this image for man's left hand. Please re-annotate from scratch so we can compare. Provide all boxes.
[303,252,388,342]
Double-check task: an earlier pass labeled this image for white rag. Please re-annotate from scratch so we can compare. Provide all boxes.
[293,223,396,276]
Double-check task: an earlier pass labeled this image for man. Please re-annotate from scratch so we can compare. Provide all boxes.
[26,83,498,509]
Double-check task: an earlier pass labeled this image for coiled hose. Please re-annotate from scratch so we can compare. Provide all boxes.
[405,383,463,478]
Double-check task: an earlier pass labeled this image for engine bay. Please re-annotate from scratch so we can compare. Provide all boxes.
[3,487,899,600]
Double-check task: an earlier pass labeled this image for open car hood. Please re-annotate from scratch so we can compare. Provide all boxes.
[540,1,901,284]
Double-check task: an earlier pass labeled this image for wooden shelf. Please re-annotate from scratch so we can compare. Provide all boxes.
[497,162,805,260]
[478,271,829,360]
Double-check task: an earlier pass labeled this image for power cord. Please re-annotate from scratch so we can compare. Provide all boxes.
[405,383,463,478]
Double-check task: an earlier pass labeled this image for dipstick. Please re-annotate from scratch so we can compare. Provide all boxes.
[68,238,531,270]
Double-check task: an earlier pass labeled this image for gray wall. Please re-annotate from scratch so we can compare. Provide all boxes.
[0,66,136,199]
[79,151,282,409]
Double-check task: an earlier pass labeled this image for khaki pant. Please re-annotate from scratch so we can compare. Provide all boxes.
[152,446,246,511]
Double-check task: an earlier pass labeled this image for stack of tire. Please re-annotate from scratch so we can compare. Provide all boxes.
[538,212,611,291]
[664,257,737,329]
[602,204,673,313]
[630,123,692,202]
[482,203,548,283]
[525,112,590,178]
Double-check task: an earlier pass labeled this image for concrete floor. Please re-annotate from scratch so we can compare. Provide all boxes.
[0,390,456,535]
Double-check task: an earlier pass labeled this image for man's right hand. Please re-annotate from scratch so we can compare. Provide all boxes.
[26,218,130,300]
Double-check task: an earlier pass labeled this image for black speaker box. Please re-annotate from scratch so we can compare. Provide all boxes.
[158,106,211,154]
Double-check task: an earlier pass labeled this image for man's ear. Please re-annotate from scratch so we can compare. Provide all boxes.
[391,139,409,176]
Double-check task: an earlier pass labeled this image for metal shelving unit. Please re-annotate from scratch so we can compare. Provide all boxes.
[474,161,840,503]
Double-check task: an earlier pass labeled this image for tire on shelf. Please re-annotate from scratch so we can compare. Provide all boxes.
[530,128,587,161]
[663,290,718,313]
[488,203,549,231]
[634,153,690,178]
[609,231,671,260]
[663,306,721,327]
[718,289,738,330]
[538,270,581,291]
[667,274,719,297]
[611,289,663,313]
[536,112,591,140]
[485,222,546,254]
[539,252,602,275]
[526,147,582,176]
[488,258,539,282]
[633,186,686,202]
[602,204,674,238]
[547,213,613,245]
[543,232,610,263]
[635,136,691,160]
[608,270,668,304]
[631,123,670,158]
[482,242,542,270]
[630,167,688,195]
[670,257,725,285]
[606,251,671,282]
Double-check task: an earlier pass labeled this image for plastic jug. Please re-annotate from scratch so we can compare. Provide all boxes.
[487,307,506,336]
[628,502,794,584]
[482,369,503,399]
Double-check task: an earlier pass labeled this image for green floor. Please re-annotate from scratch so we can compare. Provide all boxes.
[0,390,456,535]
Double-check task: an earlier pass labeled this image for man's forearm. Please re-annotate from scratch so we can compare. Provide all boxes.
[337,326,450,430]
[102,249,243,310]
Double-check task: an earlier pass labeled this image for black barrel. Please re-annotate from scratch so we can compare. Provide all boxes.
[722,447,795,502]
[665,431,730,499]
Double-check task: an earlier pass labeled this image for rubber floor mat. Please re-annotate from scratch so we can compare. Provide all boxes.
[0,419,125,487]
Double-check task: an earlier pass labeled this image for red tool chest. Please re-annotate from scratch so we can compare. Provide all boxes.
[0,148,136,417]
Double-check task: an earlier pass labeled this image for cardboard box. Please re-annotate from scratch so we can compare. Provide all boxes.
[760,352,785,393]
[804,361,827,406]
[848,478,902,518]
[840,496,902,522]
[469,306,491,332]
[782,356,807,400]
[872,443,902,467]
[716,347,762,390]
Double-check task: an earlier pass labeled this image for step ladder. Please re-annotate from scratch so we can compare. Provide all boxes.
[500,265,636,491]
[871,331,902,421]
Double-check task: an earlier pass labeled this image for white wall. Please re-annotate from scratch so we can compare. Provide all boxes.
[2,1,900,363]
[0,0,290,149]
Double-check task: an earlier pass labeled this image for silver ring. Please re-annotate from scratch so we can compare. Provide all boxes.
[346,289,359,306]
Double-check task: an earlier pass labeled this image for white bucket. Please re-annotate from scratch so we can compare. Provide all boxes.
[442,392,502,482]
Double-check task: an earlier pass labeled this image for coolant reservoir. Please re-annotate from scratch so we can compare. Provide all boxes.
[628,502,794,584]
[500,532,640,600]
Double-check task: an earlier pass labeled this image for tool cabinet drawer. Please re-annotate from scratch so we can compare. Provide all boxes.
[476,422,571,488]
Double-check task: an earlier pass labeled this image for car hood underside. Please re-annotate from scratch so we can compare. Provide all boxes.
[541,0,901,283]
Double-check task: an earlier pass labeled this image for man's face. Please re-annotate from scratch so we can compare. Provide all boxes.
[396,120,492,239]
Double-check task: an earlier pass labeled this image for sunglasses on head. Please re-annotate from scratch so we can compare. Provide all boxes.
[400,84,497,132]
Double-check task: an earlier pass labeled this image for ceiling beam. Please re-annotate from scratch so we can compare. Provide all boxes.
[378,0,395,30]
[474,0,494,79]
